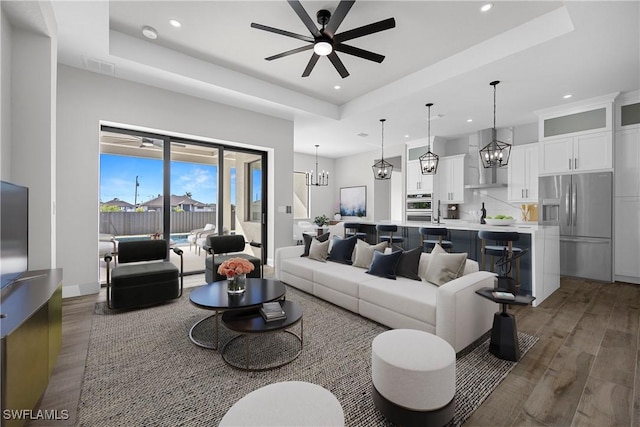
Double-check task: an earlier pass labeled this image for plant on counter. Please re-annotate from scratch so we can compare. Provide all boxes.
[314,214,330,227]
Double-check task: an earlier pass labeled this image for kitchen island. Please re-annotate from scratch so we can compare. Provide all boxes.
[356,220,559,307]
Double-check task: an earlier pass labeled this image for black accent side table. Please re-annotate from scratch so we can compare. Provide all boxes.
[475,287,535,361]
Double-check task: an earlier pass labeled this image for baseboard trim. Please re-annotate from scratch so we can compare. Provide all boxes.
[62,281,100,298]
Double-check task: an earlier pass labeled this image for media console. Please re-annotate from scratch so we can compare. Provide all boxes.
[0,269,62,427]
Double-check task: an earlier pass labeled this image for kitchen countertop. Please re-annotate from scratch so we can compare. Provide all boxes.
[358,220,556,234]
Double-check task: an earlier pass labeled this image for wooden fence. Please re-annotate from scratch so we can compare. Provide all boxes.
[99,210,217,236]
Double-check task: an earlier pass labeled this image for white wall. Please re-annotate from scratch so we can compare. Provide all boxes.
[57,65,294,297]
[293,152,336,220]
[1,9,12,179]
[332,143,405,222]
[1,9,57,271]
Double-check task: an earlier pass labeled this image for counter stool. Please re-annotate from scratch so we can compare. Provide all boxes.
[419,227,453,252]
[371,329,455,426]
[478,230,523,287]
[376,224,405,249]
[343,222,367,241]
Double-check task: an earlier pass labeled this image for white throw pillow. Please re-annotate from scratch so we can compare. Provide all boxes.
[308,238,330,262]
[352,240,387,269]
[423,243,467,286]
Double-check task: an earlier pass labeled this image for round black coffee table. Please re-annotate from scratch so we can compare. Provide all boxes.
[221,300,303,371]
[189,278,286,350]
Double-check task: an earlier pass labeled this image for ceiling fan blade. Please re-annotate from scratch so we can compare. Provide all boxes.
[287,0,321,38]
[251,22,314,42]
[266,45,314,61]
[327,52,350,78]
[302,53,320,77]
[335,44,385,63]
[324,0,355,37]
[334,17,396,43]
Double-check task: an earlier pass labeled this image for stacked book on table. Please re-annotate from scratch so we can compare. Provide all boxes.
[260,301,286,322]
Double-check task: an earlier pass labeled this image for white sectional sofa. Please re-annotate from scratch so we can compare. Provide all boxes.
[275,245,497,353]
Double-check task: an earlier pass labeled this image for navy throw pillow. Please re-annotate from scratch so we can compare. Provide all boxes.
[394,246,423,281]
[328,235,357,265]
[301,232,330,257]
[366,250,403,280]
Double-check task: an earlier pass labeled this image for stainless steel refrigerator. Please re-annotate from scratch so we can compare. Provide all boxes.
[539,172,612,282]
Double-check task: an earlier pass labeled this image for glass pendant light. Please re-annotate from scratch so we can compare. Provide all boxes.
[419,103,439,175]
[479,80,511,168]
[372,119,393,180]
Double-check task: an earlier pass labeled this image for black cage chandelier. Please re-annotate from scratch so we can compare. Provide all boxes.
[306,144,329,186]
[372,119,393,180]
[419,103,439,175]
[479,80,511,168]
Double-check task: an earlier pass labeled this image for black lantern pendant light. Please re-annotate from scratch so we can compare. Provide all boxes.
[306,144,329,186]
[479,80,511,168]
[419,103,439,175]
[372,119,393,180]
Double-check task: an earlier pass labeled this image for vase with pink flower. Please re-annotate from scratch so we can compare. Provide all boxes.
[217,257,255,294]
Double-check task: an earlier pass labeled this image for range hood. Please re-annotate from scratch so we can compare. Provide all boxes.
[464,128,512,189]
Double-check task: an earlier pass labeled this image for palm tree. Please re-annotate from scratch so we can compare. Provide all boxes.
[185,191,192,198]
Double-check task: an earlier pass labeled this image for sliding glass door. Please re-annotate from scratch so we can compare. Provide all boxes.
[99,126,266,281]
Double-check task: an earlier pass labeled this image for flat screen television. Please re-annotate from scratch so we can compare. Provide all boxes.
[1,181,29,289]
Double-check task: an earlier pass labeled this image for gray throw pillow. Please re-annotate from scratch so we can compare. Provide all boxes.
[394,246,423,281]
[424,244,467,286]
[353,240,387,269]
[301,232,329,257]
[308,238,330,262]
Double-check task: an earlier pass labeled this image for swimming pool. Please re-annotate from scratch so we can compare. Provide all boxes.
[115,233,190,245]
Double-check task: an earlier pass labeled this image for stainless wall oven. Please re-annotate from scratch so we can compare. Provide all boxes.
[406,193,432,222]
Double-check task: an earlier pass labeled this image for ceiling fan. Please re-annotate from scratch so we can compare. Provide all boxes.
[251,0,395,78]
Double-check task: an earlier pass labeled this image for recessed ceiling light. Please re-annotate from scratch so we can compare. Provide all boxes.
[467,119,473,123]
[563,94,573,99]
[334,85,341,90]
[142,25,158,40]
[404,135,410,138]
[480,3,493,12]
[169,19,182,28]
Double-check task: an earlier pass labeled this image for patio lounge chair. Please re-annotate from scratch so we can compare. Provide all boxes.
[187,224,216,253]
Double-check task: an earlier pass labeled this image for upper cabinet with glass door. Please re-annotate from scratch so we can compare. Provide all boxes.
[536,92,618,175]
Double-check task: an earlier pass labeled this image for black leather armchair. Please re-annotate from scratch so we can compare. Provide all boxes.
[203,235,262,283]
[104,239,183,309]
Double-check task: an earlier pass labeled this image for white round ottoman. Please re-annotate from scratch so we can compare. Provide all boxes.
[219,381,344,426]
[371,329,456,426]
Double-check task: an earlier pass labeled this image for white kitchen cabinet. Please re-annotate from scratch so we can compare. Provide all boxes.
[436,154,465,203]
[614,197,640,283]
[539,131,612,175]
[615,128,640,197]
[406,159,433,194]
[508,143,539,202]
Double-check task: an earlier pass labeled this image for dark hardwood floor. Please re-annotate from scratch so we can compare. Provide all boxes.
[29,275,640,426]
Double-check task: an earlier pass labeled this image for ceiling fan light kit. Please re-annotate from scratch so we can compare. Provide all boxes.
[419,103,439,175]
[479,80,511,168]
[373,119,393,180]
[251,0,395,78]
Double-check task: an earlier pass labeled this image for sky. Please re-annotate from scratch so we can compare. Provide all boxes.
[100,154,234,205]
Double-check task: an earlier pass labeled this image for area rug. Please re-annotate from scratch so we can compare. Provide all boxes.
[77,286,537,426]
